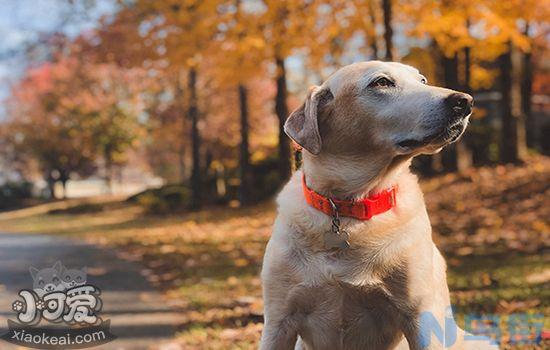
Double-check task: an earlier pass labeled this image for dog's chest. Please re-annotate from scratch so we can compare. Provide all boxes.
[287,282,405,350]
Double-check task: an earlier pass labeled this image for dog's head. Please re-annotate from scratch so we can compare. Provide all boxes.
[285,61,473,158]
[62,267,87,289]
[30,261,65,294]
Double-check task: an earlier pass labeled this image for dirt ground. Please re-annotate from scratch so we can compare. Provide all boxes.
[1,156,548,349]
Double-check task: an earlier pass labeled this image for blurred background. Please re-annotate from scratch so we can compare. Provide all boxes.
[0,0,548,349]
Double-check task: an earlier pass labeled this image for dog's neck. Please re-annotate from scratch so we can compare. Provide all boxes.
[302,152,412,200]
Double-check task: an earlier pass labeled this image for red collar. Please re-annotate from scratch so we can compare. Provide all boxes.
[302,175,397,220]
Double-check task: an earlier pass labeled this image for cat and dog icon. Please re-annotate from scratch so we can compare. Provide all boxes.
[29,261,87,297]
[2,262,116,348]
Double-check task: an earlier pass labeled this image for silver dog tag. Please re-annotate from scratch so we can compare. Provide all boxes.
[325,230,350,250]
[325,198,350,250]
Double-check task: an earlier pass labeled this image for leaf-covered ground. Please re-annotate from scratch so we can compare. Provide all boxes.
[0,157,548,349]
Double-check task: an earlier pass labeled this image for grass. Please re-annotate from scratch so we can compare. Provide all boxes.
[0,157,548,349]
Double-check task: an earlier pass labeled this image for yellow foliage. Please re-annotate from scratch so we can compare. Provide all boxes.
[471,65,499,90]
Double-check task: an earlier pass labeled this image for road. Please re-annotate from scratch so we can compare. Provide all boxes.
[0,233,184,350]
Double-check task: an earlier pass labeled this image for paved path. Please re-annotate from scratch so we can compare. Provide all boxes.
[0,233,184,350]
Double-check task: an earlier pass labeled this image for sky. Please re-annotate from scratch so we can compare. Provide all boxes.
[0,0,116,118]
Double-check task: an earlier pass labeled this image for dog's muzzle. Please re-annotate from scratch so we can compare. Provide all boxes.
[437,92,474,143]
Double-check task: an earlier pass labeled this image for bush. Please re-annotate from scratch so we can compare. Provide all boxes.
[0,181,33,210]
[48,202,106,215]
[130,185,190,215]
[250,155,286,202]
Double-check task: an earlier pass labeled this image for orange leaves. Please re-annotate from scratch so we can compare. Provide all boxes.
[135,0,222,68]
[470,65,499,90]
[4,48,151,182]
[400,0,544,61]
[425,156,550,254]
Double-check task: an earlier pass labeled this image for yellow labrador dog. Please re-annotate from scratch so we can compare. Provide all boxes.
[260,61,497,350]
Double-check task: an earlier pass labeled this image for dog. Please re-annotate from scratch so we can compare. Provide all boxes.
[61,266,87,289]
[260,61,497,350]
[29,261,66,297]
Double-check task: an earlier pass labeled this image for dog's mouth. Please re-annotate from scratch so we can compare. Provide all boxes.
[397,120,468,152]
[430,122,466,145]
[397,138,426,149]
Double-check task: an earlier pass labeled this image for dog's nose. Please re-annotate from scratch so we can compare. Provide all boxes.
[446,93,473,116]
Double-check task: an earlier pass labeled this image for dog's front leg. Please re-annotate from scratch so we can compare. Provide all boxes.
[260,312,299,350]
[260,233,300,350]
[396,244,452,350]
[399,307,450,350]
[260,276,301,350]
[398,245,492,350]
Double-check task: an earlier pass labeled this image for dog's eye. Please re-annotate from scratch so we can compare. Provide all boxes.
[420,77,428,84]
[369,77,394,88]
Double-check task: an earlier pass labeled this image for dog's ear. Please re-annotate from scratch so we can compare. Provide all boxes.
[29,267,39,280]
[284,86,333,155]
[53,261,63,273]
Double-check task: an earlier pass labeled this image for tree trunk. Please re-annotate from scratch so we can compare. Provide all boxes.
[178,146,186,184]
[176,70,186,183]
[60,178,68,199]
[499,42,525,163]
[238,84,250,205]
[104,150,113,195]
[443,52,459,90]
[382,0,393,60]
[188,67,202,209]
[46,172,56,199]
[204,148,214,201]
[367,0,379,59]
[521,24,535,149]
[441,52,460,172]
[498,46,514,162]
[513,45,528,160]
[456,42,473,171]
[275,55,291,180]
[464,47,471,92]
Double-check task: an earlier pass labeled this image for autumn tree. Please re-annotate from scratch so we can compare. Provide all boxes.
[84,65,146,190]
[4,40,146,197]
[93,0,276,205]
[401,0,480,171]
[305,1,380,69]
[117,0,223,209]
[63,38,147,190]
[212,0,267,205]
[144,74,189,183]
[259,1,320,179]
[486,0,548,162]
[349,0,381,60]
[400,1,485,170]
[522,23,548,150]
[89,8,189,183]
[5,60,96,198]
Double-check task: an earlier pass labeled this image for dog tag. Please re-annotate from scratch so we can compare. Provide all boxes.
[325,198,350,250]
[325,229,350,250]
